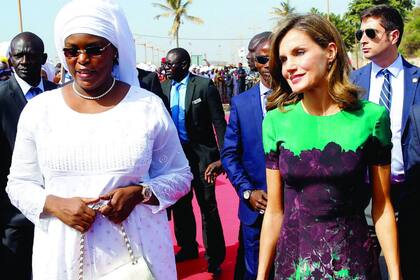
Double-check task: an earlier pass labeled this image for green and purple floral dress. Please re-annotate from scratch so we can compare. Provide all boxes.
[263,100,391,280]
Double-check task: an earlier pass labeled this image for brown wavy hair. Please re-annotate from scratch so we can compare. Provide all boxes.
[267,14,362,111]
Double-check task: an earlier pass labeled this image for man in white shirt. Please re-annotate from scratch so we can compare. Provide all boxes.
[0,32,56,279]
[350,5,420,279]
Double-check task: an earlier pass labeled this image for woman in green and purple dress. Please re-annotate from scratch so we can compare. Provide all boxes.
[257,15,401,280]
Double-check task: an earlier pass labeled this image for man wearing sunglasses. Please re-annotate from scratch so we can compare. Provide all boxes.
[246,32,272,90]
[350,5,420,279]
[0,32,57,280]
[221,32,273,280]
[161,48,227,275]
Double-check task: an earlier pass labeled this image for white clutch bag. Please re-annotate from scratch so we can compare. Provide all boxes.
[79,223,155,280]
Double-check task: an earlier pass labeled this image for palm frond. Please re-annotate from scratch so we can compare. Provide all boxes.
[154,12,173,20]
[152,0,202,47]
[271,1,296,17]
[184,15,204,24]
[182,0,193,9]
[152,3,172,11]
[171,0,181,9]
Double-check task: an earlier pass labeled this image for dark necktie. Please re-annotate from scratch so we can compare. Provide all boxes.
[379,69,391,112]
[26,87,42,101]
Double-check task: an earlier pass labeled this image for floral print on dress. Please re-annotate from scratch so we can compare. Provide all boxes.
[267,143,381,280]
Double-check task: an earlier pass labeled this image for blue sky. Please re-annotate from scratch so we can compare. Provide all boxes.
[1,0,415,65]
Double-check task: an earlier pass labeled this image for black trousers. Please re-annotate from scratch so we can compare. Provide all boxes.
[398,185,420,280]
[0,224,33,280]
[172,144,226,266]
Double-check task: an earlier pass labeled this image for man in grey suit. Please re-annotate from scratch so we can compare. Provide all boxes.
[0,32,57,279]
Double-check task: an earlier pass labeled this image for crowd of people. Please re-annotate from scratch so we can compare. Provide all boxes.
[144,62,256,105]
[0,1,419,280]
[2,58,258,107]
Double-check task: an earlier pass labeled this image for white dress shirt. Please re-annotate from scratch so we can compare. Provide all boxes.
[259,81,271,117]
[369,54,405,180]
[14,73,44,100]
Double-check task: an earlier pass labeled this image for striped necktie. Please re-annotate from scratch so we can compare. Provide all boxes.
[379,69,391,112]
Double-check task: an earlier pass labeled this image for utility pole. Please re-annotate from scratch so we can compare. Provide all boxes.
[17,0,23,32]
[326,0,330,20]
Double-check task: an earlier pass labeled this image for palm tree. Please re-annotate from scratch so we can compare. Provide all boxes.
[153,0,204,47]
[271,0,296,20]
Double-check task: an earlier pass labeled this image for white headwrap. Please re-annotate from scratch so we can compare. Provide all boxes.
[54,0,139,86]
[41,61,56,82]
[0,41,10,58]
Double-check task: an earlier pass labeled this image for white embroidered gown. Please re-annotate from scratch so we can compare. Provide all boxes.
[6,86,192,280]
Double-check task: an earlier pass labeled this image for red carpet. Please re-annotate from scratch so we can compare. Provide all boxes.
[170,175,239,279]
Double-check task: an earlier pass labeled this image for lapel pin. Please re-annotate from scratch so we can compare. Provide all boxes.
[413,77,418,83]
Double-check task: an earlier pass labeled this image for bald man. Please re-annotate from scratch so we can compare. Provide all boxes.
[0,32,57,279]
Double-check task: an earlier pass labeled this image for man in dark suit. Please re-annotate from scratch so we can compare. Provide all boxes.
[398,105,420,279]
[137,67,169,111]
[350,6,419,278]
[0,32,57,279]
[161,48,226,275]
[221,33,273,280]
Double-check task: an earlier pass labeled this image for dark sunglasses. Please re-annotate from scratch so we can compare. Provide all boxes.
[62,42,112,58]
[355,28,379,41]
[255,55,269,64]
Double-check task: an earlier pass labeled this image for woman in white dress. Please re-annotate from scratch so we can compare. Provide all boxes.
[6,1,192,279]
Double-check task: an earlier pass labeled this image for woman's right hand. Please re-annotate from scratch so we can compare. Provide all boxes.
[44,195,98,233]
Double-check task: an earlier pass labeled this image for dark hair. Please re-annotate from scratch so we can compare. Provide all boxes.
[248,31,272,51]
[360,5,404,46]
[267,14,361,111]
[168,47,191,67]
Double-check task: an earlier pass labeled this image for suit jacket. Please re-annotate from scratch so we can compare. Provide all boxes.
[401,104,420,211]
[137,68,170,112]
[407,105,420,178]
[0,75,57,226]
[221,85,265,225]
[161,74,226,170]
[350,57,420,173]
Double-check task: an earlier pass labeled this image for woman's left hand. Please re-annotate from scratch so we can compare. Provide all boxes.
[98,186,142,224]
